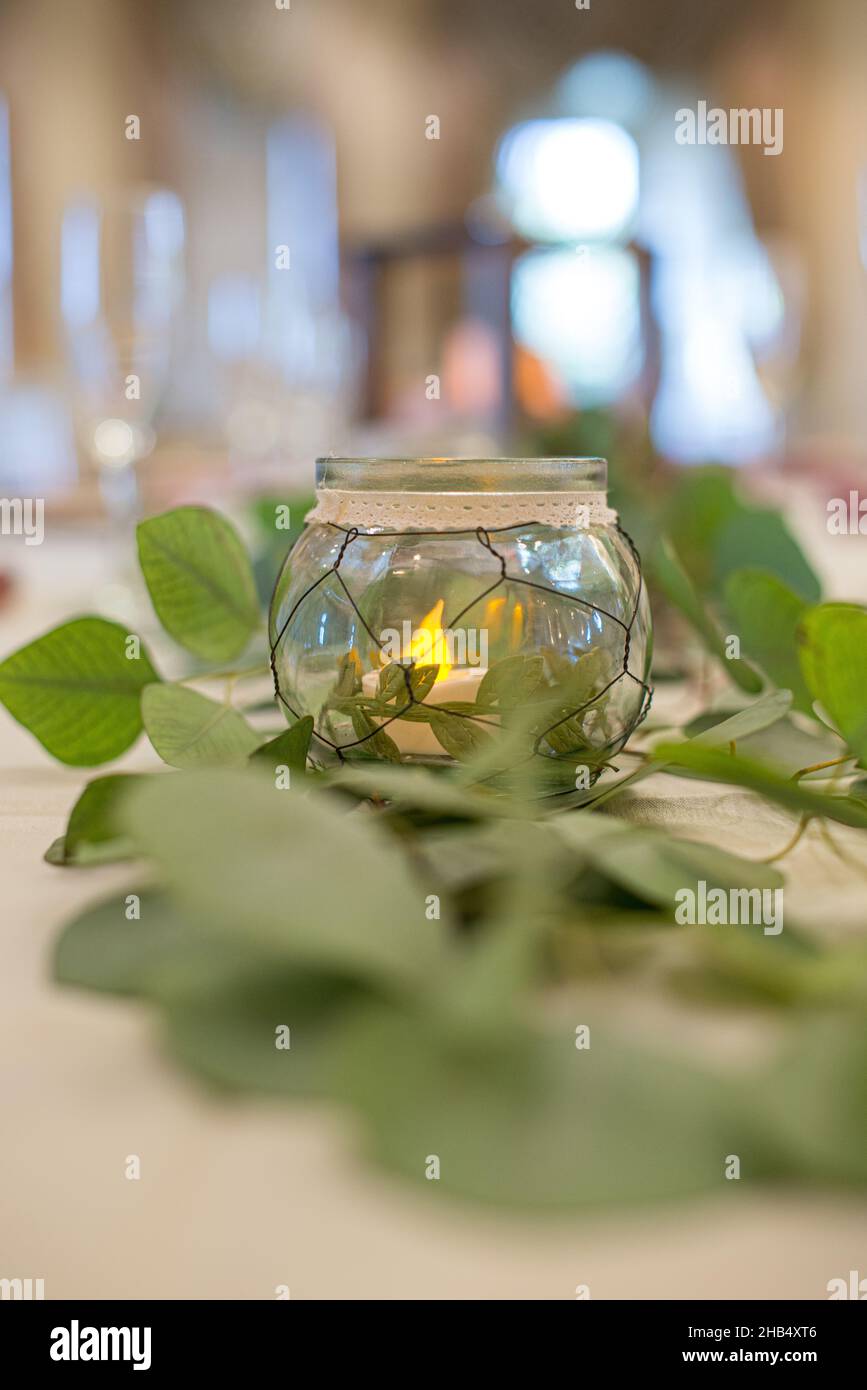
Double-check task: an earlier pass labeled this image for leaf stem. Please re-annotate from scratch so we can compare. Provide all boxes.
[790,755,853,781]
[758,812,812,863]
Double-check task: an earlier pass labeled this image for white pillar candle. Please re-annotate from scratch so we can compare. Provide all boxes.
[360,667,488,757]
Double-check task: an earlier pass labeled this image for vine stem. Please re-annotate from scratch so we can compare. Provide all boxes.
[758,812,812,864]
[790,755,853,781]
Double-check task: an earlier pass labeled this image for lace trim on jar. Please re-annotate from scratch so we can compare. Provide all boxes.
[304,489,618,531]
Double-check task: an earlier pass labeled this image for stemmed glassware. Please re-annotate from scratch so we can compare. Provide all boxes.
[61,186,185,530]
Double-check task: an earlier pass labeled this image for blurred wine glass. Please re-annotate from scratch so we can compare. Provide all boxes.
[61,186,185,526]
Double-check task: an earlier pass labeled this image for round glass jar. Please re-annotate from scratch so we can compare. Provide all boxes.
[269,458,652,792]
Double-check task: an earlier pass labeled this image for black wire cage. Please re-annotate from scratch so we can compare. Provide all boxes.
[269,458,652,794]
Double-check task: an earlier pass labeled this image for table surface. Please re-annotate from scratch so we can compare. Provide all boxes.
[2,507,866,1300]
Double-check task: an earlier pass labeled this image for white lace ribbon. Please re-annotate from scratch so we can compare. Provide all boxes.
[305,489,618,531]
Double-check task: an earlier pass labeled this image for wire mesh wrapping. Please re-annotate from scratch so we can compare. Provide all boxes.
[269,520,652,787]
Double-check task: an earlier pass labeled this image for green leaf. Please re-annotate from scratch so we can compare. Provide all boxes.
[137,506,260,662]
[585,690,793,809]
[689,689,794,746]
[0,617,159,765]
[659,465,741,591]
[47,772,156,866]
[372,663,439,706]
[161,971,370,1099]
[652,537,762,693]
[798,604,867,756]
[333,650,362,697]
[589,832,783,917]
[327,765,517,819]
[53,890,192,995]
[429,710,495,760]
[250,716,314,774]
[685,709,844,777]
[350,706,402,762]
[326,1005,744,1208]
[764,1016,867,1185]
[850,776,867,805]
[714,507,821,604]
[377,662,409,702]
[122,769,446,987]
[476,654,544,707]
[54,886,306,1006]
[141,684,260,768]
[408,664,439,702]
[553,813,784,913]
[651,740,867,830]
[724,569,813,714]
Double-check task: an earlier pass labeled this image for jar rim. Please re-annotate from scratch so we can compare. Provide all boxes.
[315,457,608,494]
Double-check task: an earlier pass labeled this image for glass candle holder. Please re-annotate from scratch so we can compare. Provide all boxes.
[269,457,652,793]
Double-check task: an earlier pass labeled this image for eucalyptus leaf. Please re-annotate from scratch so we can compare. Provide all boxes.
[326,1005,745,1208]
[122,769,446,987]
[250,716,314,775]
[652,537,762,693]
[659,466,741,591]
[376,661,439,705]
[689,689,794,746]
[0,617,159,765]
[161,972,371,1099]
[142,684,260,768]
[554,815,783,916]
[798,603,867,756]
[685,710,845,776]
[47,772,156,866]
[137,506,260,662]
[652,740,867,830]
[429,710,495,760]
[714,507,821,604]
[53,890,191,995]
[53,888,282,1001]
[377,662,410,703]
[724,569,813,714]
[585,690,793,809]
[350,706,402,762]
[326,765,516,819]
[409,664,440,702]
[762,1016,867,1185]
[333,650,362,697]
[590,833,783,918]
[476,654,544,706]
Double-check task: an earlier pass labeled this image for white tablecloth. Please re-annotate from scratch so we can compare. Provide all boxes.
[2,521,866,1299]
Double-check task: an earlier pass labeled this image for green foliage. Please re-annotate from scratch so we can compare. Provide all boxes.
[0,480,864,1211]
[137,506,260,662]
[714,507,821,604]
[652,741,867,829]
[141,684,260,768]
[0,617,159,765]
[652,537,762,692]
[249,716,314,774]
[655,465,821,603]
[122,771,445,988]
[798,603,867,756]
[724,569,813,714]
[45,772,155,865]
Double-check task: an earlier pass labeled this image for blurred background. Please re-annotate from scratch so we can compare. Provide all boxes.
[3,1,867,1299]
[0,0,865,550]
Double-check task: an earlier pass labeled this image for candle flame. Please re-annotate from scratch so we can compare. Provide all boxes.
[391,598,452,683]
[413,599,452,682]
[511,601,524,648]
[483,596,506,641]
